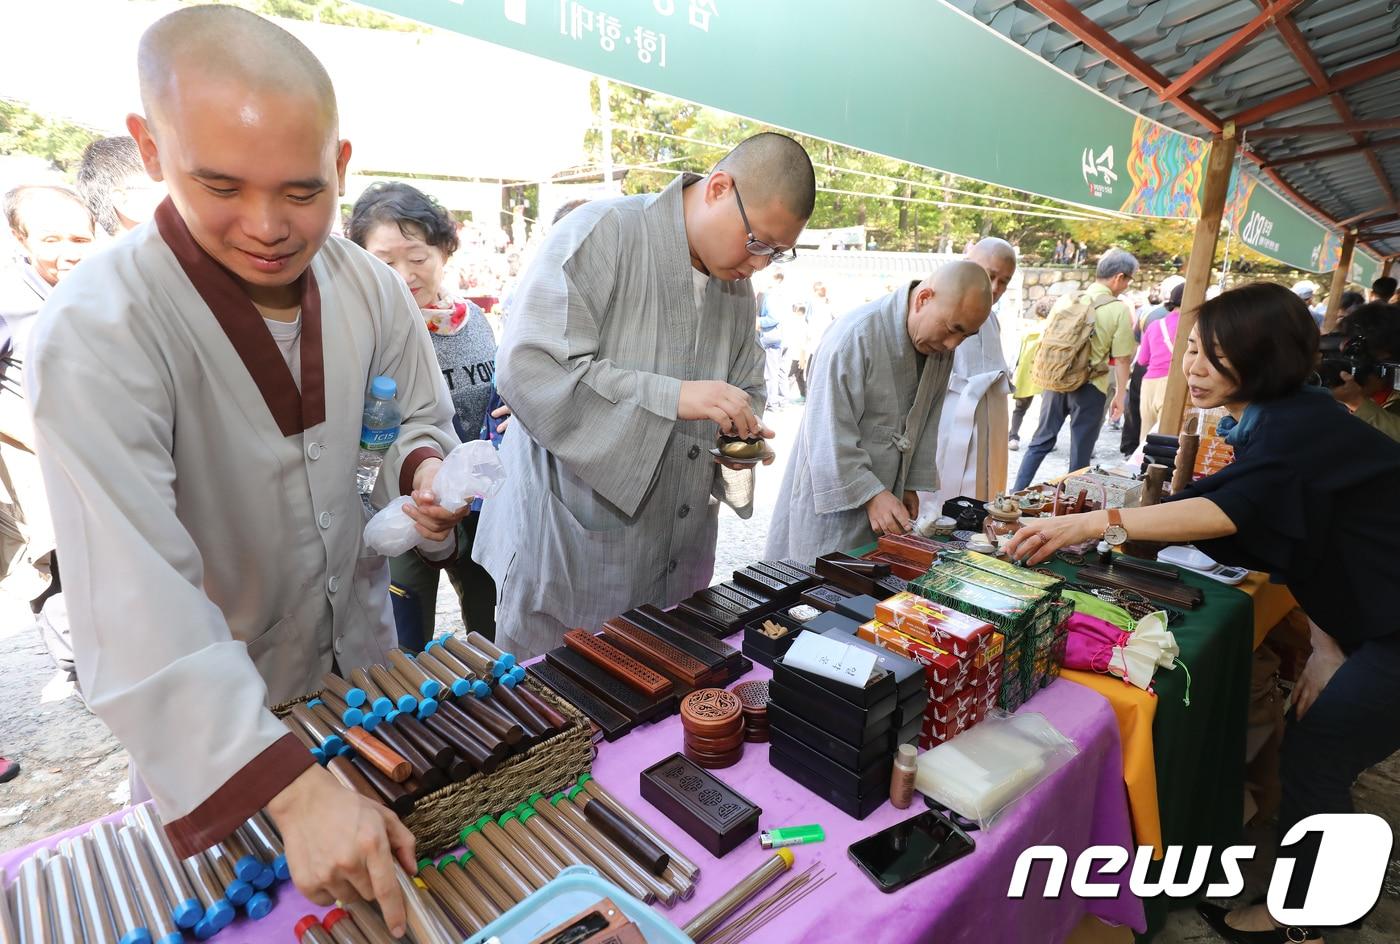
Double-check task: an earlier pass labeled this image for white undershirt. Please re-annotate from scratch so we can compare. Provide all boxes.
[691,267,710,310]
[263,312,303,390]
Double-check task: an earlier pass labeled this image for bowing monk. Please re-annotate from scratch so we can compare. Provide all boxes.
[475,133,814,659]
[766,262,993,562]
[26,7,464,933]
[921,237,1018,515]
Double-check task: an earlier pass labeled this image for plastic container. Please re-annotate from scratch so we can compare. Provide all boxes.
[465,866,690,944]
[914,709,1077,830]
[356,375,401,495]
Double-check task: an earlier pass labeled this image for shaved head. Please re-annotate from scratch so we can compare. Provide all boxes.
[968,237,1015,266]
[683,132,812,281]
[138,5,337,131]
[713,132,816,219]
[929,260,994,305]
[907,261,993,354]
[966,237,1017,305]
[127,5,352,309]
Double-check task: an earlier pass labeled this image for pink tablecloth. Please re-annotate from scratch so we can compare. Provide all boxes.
[1,678,1143,943]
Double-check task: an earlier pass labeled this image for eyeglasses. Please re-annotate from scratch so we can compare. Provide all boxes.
[732,181,796,264]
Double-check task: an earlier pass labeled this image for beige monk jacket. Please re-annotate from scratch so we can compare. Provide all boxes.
[26,200,457,855]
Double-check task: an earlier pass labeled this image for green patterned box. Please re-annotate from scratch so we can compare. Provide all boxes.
[940,548,1067,593]
[934,561,1054,607]
[909,569,1039,630]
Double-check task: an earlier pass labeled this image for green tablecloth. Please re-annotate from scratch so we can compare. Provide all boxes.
[1043,559,1253,939]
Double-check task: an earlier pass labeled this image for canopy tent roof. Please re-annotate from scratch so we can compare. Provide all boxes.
[361,0,1387,280]
[945,0,1400,262]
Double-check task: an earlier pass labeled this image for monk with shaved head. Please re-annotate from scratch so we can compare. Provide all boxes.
[473,132,815,658]
[767,261,994,559]
[920,237,1021,520]
[27,7,464,932]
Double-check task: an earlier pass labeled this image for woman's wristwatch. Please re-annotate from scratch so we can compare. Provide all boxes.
[1102,508,1129,547]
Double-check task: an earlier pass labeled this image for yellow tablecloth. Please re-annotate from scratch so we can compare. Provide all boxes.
[1240,572,1298,650]
[1062,572,1293,857]
[1060,669,1163,852]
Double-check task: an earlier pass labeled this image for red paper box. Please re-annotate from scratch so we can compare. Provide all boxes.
[875,592,996,660]
[857,621,972,702]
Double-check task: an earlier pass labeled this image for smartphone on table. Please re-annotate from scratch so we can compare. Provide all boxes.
[847,808,976,893]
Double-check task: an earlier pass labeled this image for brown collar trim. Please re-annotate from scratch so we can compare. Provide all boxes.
[154,198,325,436]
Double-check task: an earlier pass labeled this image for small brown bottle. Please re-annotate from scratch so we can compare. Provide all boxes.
[890,744,918,810]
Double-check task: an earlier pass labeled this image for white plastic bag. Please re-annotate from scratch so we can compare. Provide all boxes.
[363,496,423,557]
[433,439,507,512]
[362,441,507,556]
[914,709,1078,830]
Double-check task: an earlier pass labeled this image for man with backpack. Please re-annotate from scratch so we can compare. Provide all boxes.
[1012,249,1139,490]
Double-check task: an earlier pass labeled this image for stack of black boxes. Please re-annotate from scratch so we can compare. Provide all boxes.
[767,612,928,819]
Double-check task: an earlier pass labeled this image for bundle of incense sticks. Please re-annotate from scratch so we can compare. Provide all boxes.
[1,802,291,943]
[292,774,698,941]
[282,633,573,814]
[702,863,831,944]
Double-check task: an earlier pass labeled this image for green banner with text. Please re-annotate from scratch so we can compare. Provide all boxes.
[361,0,1377,277]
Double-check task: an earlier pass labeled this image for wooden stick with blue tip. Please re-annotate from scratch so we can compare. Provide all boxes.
[368,665,418,715]
[466,632,516,672]
[320,673,367,710]
[439,634,502,679]
[388,650,442,700]
[414,647,476,699]
[349,669,395,718]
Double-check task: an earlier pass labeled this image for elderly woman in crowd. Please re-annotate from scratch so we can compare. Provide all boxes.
[348,182,509,646]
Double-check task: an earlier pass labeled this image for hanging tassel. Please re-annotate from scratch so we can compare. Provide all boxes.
[1174,658,1193,707]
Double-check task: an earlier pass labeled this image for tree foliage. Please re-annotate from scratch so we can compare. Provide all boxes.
[0,100,100,174]
[172,0,425,31]
[588,81,1283,270]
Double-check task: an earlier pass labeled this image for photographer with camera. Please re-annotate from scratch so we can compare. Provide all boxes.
[1323,301,1400,442]
[1010,283,1400,944]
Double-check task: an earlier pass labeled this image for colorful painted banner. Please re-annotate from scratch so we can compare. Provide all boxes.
[360,0,1378,277]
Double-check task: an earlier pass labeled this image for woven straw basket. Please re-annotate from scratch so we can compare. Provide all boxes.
[275,680,593,854]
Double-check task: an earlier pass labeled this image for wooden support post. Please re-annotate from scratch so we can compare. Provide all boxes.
[1322,230,1357,333]
[1382,256,1395,279]
[1160,124,1238,436]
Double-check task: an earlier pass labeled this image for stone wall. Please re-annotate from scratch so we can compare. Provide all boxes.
[1014,266,1188,319]
[1008,264,1309,319]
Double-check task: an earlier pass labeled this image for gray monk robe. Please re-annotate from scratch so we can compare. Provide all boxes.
[25,199,457,855]
[766,283,954,563]
[474,174,765,660]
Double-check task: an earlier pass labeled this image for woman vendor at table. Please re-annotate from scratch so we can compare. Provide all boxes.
[1008,282,1400,944]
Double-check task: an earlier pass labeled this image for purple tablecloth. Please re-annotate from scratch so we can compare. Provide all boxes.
[1,678,1144,943]
[592,672,1145,943]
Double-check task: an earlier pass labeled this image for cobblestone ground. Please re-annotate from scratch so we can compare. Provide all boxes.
[3,400,1396,942]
